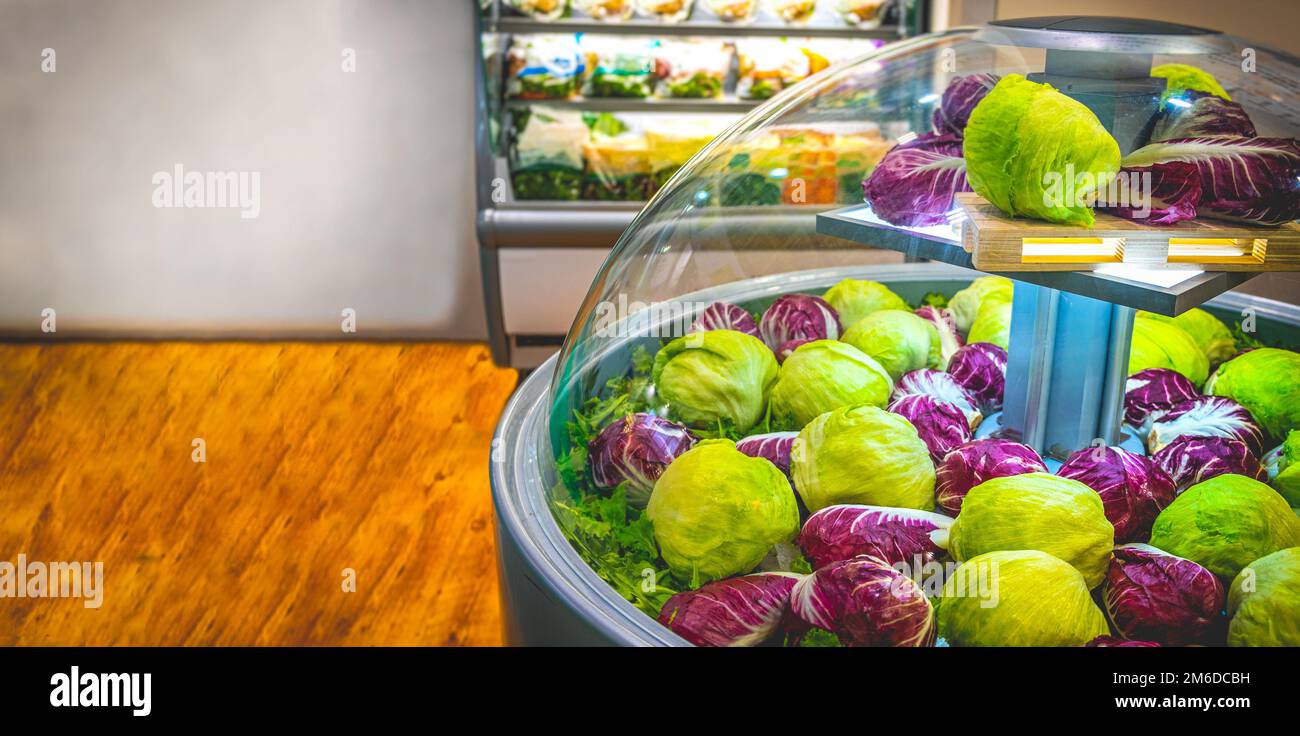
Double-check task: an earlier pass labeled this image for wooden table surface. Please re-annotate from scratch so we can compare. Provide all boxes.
[0,342,518,646]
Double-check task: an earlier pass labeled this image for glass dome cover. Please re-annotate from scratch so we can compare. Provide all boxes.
[534,18,1300,646]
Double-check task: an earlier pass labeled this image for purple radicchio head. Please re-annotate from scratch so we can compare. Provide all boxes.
[735,431,798,479]
[1147,395,1265,457]
[931,73,1000,136]
[790,556,935,647]
[689,301,760,337]
[946,342,1007,412]
[798,504,952,570]
[758,294,841,352]
[891,368,981,429]
[1057,446,1177,542]
[658,572,803,647]
[1103,543,1226,646]
[887,394,972,464]
[861,133,971,227]
[1124,368,1201,430]
[588,412,696,507]
[914,306,965,368]
[1151,435,1267,491]
[935,439,1048,516]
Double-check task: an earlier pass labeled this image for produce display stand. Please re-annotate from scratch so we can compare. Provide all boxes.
[817,16,1298,462]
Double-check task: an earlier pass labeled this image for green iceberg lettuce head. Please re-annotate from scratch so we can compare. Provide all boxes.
[1149,474,1300,579]
[1139,308,1236,367]
[1207,348,1300,439]
[647,439,800,582]
[966,297,1013,350]
[938,550,1110,646]
[963,74,1121,226]
[652,329,778,433]
[1228,547,1300,646]
[768,340,893,430]
[943,472,1114,588]
[949,276,1013,334]
[821,278,908,331]
[1268,431,1300,506]
[791,404,935,511]
[841,309,941,382]
[1129,315,1211,388]
[1152,63,1231,101]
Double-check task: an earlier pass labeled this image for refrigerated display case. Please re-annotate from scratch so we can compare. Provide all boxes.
[475,0,927,368]
[491,16,1300,645]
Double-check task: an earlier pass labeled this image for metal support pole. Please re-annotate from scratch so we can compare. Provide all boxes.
[1001,282,1139,460]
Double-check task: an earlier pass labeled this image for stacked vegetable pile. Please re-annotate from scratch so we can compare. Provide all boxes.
[555,276,1300,646]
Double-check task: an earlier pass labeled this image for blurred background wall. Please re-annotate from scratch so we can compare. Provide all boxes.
[0,0,487,339]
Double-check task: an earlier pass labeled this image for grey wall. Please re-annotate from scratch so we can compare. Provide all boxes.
[0,0,487,339]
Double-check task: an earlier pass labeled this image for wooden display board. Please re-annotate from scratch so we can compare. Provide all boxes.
[956,193,1300,272]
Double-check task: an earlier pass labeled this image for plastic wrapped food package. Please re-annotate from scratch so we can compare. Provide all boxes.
[582,132,653,201]
[575,0,637,21]
[506,0,568,22]
[511,106,589,200]
[706,0,758,23]
[764,0,818,24]
[506,35,585,100]
[717,132,786,206]
[657,40,732,99]
[582,36,658,99]
[637,0,695,22]
[834,0,885,27]
[736,39,811,100]
[646,116,733,191]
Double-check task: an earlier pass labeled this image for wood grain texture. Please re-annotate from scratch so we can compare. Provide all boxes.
[957,192,1300,272]
[0,342,518,646]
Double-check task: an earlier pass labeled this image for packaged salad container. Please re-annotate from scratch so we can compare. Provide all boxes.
[506,34,585,100]
[582,132,653,200]
[764,0,818,25]
[735,39,811,100]
[656,40,732,99]
[576,0,637,22]
[510,106,589,200]
[637,0,694,23]
[507,0,568,22]
[646,116,732,191]
[706,0,757,23]
[833,0,884,28]
[493,18,1300,648]
[583,36,658,99]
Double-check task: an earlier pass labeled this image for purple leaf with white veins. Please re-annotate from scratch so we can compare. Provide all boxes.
[862,138,971,227]
[1057,446,1176,543]
[588,412,696,507]
[887,394,972,464]
[946,342,1007,412]
[1149,92,1257,143]
[758,294,841,352]
[1151,435,1267,491]
[790,556,935,647]
[657,572,803,647]
[1119,136,1300,226]
[1148,396,1265,456]
[1124,368,1201,430]
[931,73,1000,136]
[799,504,952,570]
[775,338,813,364]
[1098,161,1202,225]
[935,438,1047,516]
[892,368,981,429]
[736,431,798,478]
[914,306,965,368]
[689,302,759,337]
